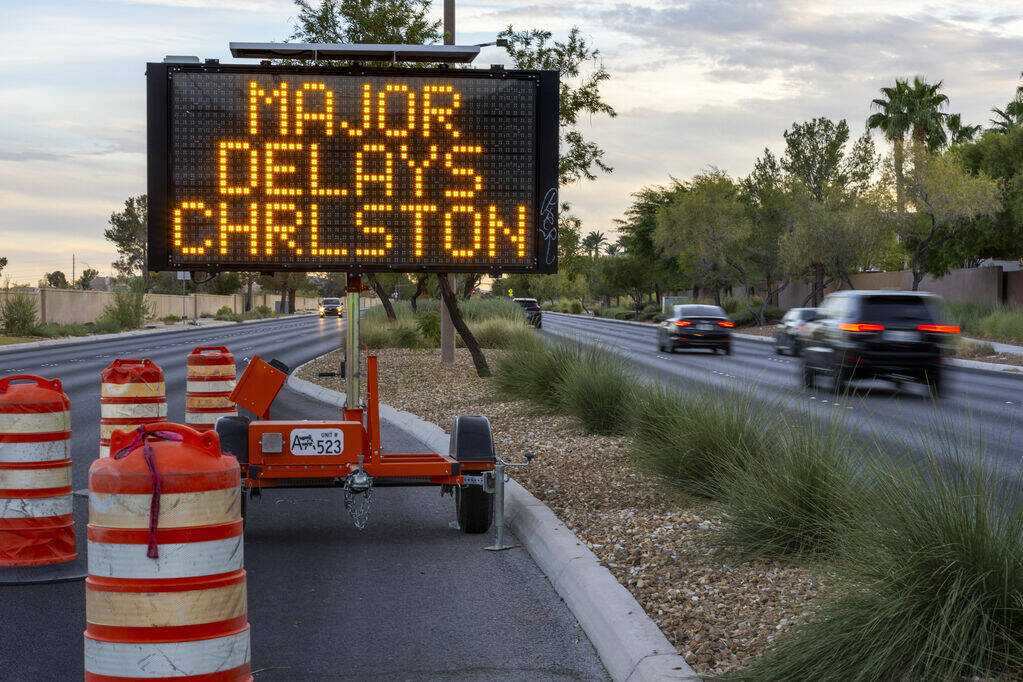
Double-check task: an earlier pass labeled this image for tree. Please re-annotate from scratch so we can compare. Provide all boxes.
[290,0,440,46]
[581,231,607,258]
[500,27,617,185]
[904,76,949,149]
[902,144,1002,290]
[615,179,689,302]
[105,195,149,290]
[76,268,99,290]
[989,74,1023,133]
[208,272,243,296]
[44,271,70,288]
[868,79,911,214]
[0,257,7,279]
[945,114,981,145]
[366,273,398,321]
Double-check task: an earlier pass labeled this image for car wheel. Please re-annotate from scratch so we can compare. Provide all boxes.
[802,362,815,388]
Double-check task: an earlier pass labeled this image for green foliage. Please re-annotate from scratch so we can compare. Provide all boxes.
[390,325,427,349]
[76,267,99,290]
[726,451,1023,681]
[499,27,615,185]
[99,286,151,331]
[91,316,124,334]
[252,305,274,318]
[492,339,580,410]
[0,257,6,278]
[44,271,70,288]
[162,314,182,324]
[32,322,88,338]
[0,294,38,336]
[104,196,148,285]
[290,0,440,48]
[209,272,243,295]
[570,300,583,314]
[358,321,393,349]
[215,305,234,317]
[464,318,536,350]
[629,385,771,502]
[712,415,862,560]
[561,348,638,435]
[416,310,441,345]
[457,297,524,322]
[957,340,997,358]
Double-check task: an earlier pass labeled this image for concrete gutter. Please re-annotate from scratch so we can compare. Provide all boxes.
[0,312,316,356]
[545,311,1023,376]
[287,364,699,682]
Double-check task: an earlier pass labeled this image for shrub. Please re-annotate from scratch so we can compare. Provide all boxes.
[561,348,639,435]
[0,294,38,336]
[947,301,1023,343]
[630,385,776,501]
[100,287,150,331]
[91,316,124,334]
[957,340,997,358]
[570,300,583,314]
[725,451,1023,681]
[712,414,863,560]
[416,310,441,345]
[32,322,87,338]
[731,305,784,326]
[162,314,182,324]
[390,325,427,349]
[466,317,535,349]
[253,305,274,318]
[492,339,578,409]
[215,305,234,317]
[458,297,523,322]
[357,320,394,349]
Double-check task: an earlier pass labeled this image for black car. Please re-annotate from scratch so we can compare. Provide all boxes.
[319,298,343,317]
[800,291,959,396]
[513,298,542,328]
[775,307,818,356]
[657,304,734,355]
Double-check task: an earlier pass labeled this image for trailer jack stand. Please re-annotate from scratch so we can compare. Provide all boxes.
[485,453,534,551]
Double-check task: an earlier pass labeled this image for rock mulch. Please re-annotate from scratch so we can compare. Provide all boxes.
[299,347,825,676]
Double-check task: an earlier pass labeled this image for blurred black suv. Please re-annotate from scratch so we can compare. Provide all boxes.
[800,291,959,396]
[513,298,542,328]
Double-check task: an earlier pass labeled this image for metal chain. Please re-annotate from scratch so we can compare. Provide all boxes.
[343,476,372,530]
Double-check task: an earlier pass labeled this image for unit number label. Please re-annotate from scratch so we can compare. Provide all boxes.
[289,429,344,456]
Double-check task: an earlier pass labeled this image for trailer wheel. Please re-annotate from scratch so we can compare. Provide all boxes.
[450,415,496,533]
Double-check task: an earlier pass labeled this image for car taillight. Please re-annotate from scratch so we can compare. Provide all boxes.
[716,320,735,328]
[839,323,885,332]
[674,320,692,327]
[917,324,960,333]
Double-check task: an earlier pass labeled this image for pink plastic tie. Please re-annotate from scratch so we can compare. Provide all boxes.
[113,428,183,559]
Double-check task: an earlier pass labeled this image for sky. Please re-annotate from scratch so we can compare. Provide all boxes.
[2,0,1023,284]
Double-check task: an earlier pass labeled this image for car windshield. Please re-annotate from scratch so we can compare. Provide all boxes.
[858,296,936,324]
[674,305,726,318]
[515,299,539,309]
[322,299,340,305]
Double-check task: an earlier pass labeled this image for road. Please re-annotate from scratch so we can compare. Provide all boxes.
[0,316,608,680]
[543,312,1023,478]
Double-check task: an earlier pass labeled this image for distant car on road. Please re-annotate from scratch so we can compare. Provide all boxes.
[800,290,959,396]
[513,298,542,328]
[775,307,818,356]
[656,304,734,355]
[319,298,342,318]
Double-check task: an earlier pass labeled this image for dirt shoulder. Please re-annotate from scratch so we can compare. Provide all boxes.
[299,348,825,676]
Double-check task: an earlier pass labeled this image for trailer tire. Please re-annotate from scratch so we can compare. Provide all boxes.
[456,484,493,534]
[450,415,495,533]
[215,415,250,466]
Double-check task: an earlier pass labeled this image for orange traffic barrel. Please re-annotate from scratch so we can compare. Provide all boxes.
[186,346,238,432]
[100,359,166,458]
[0,375,76,566]
[85,422,250,681]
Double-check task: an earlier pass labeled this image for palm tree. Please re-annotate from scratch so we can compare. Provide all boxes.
[945,113,981,145]
[904,76,949,149]
[604,243,621,256]
[990,76,1023,133]
[581,231,607,258]
[867,78,911,213]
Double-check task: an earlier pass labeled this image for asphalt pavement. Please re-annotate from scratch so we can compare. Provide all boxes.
[543,312,1023,479]
[0,315,608,680]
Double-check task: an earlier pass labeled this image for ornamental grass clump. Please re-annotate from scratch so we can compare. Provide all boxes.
[560,348,639,435]
[725,449,1023,681]
[492,338,579,410]
[712,414,863,561]
[467,317,536,349]
[629,385,777,502]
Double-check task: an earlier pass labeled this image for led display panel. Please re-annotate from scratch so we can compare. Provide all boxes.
[147,63,559,273]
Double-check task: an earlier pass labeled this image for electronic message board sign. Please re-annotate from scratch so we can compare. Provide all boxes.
[147,63,559,273]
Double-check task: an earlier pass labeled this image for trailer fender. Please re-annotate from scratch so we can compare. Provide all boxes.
[449,415,496,464]
[215,415,250,466]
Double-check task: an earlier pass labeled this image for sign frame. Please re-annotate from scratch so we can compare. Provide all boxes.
[146,61,560,275]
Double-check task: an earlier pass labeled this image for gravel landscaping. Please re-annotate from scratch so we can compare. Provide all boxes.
[299,347,826,676]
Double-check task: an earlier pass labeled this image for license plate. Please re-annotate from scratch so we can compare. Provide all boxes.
[697,323,713,330]
[883,331,919,342]
[288,428,344,456]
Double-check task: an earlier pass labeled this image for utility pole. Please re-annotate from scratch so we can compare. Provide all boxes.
[440,0,456,363]
[72,254,75,287]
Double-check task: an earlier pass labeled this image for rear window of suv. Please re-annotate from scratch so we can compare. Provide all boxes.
[515,299,540,310]
[857,296,935,324]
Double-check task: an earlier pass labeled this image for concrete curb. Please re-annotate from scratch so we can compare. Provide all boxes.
[0,312,316,355]
[545,312,1023,376]
[286,361,699,682]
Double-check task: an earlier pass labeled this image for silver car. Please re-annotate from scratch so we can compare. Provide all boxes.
[775,308,818,356]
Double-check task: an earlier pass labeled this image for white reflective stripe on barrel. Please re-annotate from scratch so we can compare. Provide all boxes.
[87,535,244,579]
[100,402,168,419]
[84,629,249,678]
[187,379,236,393]
[0,439,68,463]
[0,410,70,433]
[186,411,235,424]
[101,382,166,398]
[98,444,110,459]
[186,365,235,377]
[0,495,72,518]
[0,465,70,490]
[86,581,247,627]
[89,488,240,529]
